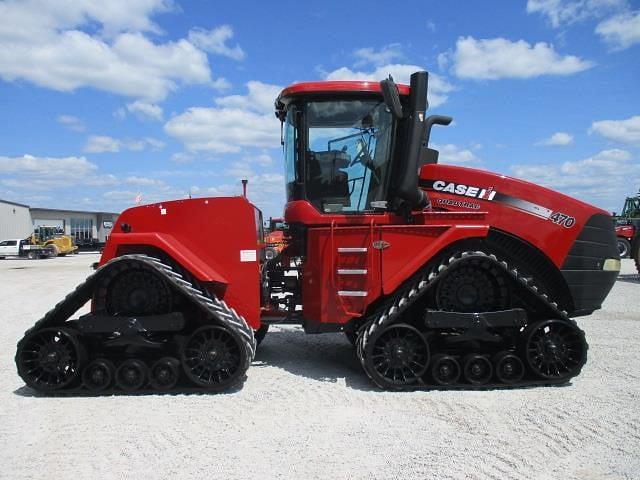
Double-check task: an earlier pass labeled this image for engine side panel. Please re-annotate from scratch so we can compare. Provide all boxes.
[100,197,262,328]
[420,163,619,315]
[419,163,609,268]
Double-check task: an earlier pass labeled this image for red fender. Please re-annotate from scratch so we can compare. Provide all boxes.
[100,232,228,285]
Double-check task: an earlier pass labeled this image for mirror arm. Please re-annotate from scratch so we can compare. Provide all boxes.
[424,115,453,146]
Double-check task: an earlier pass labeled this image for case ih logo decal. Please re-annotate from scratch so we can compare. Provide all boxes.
[427,180,497,200]
[421,179,576,228]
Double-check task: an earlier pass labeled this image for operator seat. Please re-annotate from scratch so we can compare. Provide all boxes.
[306,150,351,212]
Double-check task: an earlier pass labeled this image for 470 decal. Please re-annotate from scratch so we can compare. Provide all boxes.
[549,212,576,228]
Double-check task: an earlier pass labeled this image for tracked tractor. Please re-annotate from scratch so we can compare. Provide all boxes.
[15,72,620,394]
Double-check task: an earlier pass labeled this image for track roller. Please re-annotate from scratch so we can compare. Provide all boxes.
[181,325,249,391]
[150,357,180,390]
[493,352,524,384]
[429,354,461,386]
[462,354,493,385]
[82,358,115,392]
[16,327,85,392]
[116,359,148,391]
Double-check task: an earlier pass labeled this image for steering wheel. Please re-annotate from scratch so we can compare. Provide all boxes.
[349,137,372,167]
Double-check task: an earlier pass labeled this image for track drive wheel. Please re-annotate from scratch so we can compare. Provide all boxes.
[82,358,115,392]
[522,319,587,381]
[116,359,148,391]
[181,325,250,391]
[360,323,430,389]
[105,267,172,316]
[429,354,461,386]
[16,327,85,392]
[435,258,509,313]
[150,357,180,390]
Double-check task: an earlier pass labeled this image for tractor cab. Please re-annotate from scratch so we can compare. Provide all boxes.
[275,72,452,222]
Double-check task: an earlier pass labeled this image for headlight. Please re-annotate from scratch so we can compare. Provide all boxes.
[603,259,621,271]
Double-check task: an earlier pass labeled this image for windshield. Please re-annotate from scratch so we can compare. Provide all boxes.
[305,99,394,213]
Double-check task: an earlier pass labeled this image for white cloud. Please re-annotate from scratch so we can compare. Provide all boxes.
[171,152,195,163]
[595,11,640,49]
[164,81,282,153]
[214,81,282,113]
[0,154,118,189]
[325,64,454,108]
[188,25,245,61]
[511,149,640,210]
[0,1,233,101]
[353,44,404,67]
[57,114,85,132]
[225,161,255,179]
[589,115,640,145]
[254,153,273,167]
[205,172,286,217]
[431,144,482,165]
[84,135,165,153]
[125,176,165,186]
[447,36,594,79]
[103,190,140,201]
[535,132,574,146]
[126,101,164,121]
[526,0,627,27]
[84,135,121,153]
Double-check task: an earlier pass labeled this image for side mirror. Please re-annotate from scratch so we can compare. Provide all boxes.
[380,76,403,118]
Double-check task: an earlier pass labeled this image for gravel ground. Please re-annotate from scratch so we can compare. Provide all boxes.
[1,253,639,480]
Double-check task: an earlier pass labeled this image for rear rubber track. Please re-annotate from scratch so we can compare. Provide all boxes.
[15,254,256,395]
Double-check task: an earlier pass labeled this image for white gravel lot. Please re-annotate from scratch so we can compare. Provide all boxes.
[0,253,639,480]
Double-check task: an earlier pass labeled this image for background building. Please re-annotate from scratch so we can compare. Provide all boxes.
[0,199,32,239]
[0,199,118,243]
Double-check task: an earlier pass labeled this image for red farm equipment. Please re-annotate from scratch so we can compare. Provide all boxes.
[614,192,640,258]
[16,72,620,394]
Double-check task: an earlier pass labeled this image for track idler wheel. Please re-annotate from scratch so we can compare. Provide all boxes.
[523,319,587,380]
[463,354,493,385]
[493,351,525,384]
[116,359,148,391]
[16,327,86,392]
[82,358,115,392]
[181,325,249,391]
[150,357,180,390]
[361,323,430,389]
[429,354,461,386]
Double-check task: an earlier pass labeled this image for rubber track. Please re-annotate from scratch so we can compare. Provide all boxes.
[357,250,588,390]
[15,254,256,392]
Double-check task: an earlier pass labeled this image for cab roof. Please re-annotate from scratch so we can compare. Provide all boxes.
[277,80,410,104]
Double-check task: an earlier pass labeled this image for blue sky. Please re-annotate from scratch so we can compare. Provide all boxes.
[0,0,638,219]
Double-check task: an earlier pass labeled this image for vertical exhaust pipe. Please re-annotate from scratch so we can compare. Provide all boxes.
[242,179,248,198]
[396,71,428,209]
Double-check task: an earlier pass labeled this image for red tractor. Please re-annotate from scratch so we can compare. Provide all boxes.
[264,217,287,260]
[16,72,620,394]
[614,192,640,258]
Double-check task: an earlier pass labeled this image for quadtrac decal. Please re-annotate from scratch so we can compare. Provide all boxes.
[420,178,575,227]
